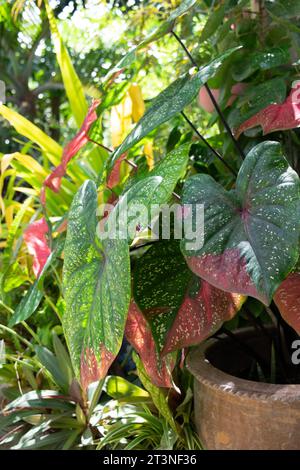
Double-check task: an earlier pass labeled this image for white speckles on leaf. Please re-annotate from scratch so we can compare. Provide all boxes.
[63,180,131,390]
[181,141,300,305]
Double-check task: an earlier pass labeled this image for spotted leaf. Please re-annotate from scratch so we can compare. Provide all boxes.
[133,240,245,355]
[232,47,290,82]
[110,48,239,166]
[63,180,131,390]
[235,82,300,138]
[181,141,300,305]
[125,301,175,388]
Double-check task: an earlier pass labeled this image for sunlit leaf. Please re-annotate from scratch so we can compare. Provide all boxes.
[63,180,131,390]
[104,0,198,82]
[181,141,300,305]
[110,48,239,166]
[45,0,88,127]
[133,240,245,355]
[105,375,149,400]
[0,105,62,166]
[133,352,177,432]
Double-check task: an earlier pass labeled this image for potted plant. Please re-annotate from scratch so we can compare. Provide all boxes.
[1,0,300,451]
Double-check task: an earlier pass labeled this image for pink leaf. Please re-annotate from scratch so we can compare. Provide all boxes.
[186,249,264,302]
[107,153,127,188]
[235,82,300,138]
[23,218,51,278]
[125,301,175,388]
[41,100,101,204]
[162,279,245,355]
[274,272,300,335]
[80,345,115,391]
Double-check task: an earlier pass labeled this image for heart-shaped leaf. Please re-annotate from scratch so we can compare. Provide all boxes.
[181,141,300,305]
[133,240,245,355]
[110,48,239,166]
[63,180,131,390]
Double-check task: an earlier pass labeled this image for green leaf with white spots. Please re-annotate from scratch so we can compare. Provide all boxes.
[228,78,287,129]
[126,143,190,197]
[106,145,189,240]
[104,176,164,241]
[181,141,300,305]
[232,47,290,81]
[63,180,131,390]
[133,239,244,353]
[110,48,240,166]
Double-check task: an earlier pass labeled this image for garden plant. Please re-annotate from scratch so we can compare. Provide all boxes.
[0,0,300,450]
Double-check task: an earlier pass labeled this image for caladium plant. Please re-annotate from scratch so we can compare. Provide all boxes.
[9,0,300,393]
[235,82,300,138]
[181,141,300,305]
[57,134,299,390]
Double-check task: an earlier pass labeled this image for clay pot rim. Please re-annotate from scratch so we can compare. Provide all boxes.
[187,327,300,403]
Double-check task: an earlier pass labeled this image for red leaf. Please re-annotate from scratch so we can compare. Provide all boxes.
[107,153,127,188]
[235,82,300,138]
[186,249,262,302]
[274,272,300,334]
[162,279,245,355]
[41,100,101,204]
[80,345,115,391]
[23,218,51,278]
[125,301,175,388]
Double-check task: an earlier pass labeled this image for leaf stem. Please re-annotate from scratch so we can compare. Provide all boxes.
[88,138,181,198]
[0,324,34,350]
[171,30,246,160]
[181,111,237,176]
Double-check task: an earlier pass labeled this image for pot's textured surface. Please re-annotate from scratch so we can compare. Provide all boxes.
[187,329,300,450]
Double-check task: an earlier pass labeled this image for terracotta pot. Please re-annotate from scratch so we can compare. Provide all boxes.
[187,328,300,450]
